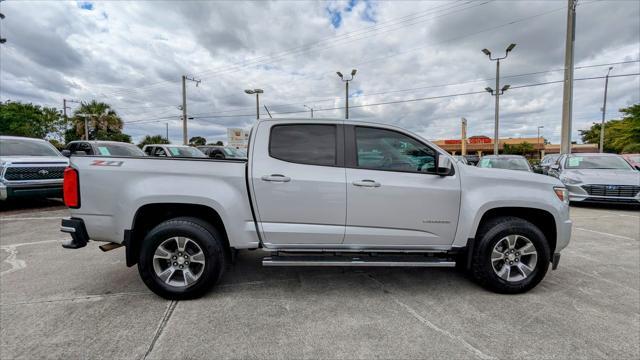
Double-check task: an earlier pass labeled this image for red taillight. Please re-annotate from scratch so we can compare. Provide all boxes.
[63,167,80,208]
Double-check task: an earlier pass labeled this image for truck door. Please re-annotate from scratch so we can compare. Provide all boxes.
[250,121,346,247]
[343,125,461,247]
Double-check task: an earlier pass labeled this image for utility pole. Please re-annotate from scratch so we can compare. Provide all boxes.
[304,105,314,118]
[560,0,578,154]
[244,89,264,119]
[482,44,516,155]
[181,75,201,145]
[166,123,169,141]
[461,118,467,156]
[599,67,613,153]
[337,69,357,119]
[537,125,544,159]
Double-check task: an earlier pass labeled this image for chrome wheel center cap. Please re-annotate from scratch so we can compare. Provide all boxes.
[177,256,186,265]
[506,253,516,261]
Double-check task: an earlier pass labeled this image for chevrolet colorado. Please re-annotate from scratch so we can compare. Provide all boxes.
[60,119,572,299]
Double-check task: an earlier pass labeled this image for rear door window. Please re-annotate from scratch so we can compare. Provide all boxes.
[269,124,337,166]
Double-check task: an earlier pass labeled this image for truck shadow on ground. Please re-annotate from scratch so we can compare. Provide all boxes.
[0,197,64,213]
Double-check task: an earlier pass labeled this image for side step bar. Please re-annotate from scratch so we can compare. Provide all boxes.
[262,255,455,267]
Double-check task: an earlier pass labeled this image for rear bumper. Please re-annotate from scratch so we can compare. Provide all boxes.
[60,217,90,249]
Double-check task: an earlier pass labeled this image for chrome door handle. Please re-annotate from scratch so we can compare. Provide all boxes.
[352,179,381,187]
[261,174,291,182]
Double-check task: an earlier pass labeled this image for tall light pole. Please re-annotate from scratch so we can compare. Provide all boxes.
[482,44,516,155]
[304,105,314,118]
[337,69,357,119]
[560,0,578,154]
[244,89,264,120]
[181,75,201,145]
[166,123,169,141]
[537,125,544,159]
[599,67,613,153]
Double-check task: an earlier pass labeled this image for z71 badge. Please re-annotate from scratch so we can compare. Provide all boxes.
[91,160,124,167]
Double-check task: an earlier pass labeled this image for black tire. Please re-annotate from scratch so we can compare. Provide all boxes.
[138,217,226,300]
[470,216,550,294]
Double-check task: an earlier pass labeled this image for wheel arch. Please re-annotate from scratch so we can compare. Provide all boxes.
[126,203,231,267]
[467,207,557,263]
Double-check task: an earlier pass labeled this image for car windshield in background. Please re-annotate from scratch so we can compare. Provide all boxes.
[0,139,60,156]
[96,144,145,157]
[223,147,246,158]
[564,155,632,170]
[627,155,640,163]
[478,157,530,171]
[167,147,206,158]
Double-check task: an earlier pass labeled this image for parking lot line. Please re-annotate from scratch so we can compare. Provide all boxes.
[575,227,637,241]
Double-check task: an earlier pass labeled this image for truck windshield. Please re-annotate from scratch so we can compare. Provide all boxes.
[167,147,206,158]
[478,157,531,171]
[564,155,632,170]
[0,139,60,156]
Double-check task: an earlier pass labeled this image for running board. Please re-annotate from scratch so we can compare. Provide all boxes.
[262,255,455,267]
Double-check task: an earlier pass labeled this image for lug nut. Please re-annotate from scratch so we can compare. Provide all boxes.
[179,265,184,269]
[173,262,178,266]
[515,258,519,262]
[185,261,189,265]
[172,256,177,260]
[509,261,513,265]
[178,252,182,256]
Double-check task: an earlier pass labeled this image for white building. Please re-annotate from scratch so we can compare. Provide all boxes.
[227,128,249,149]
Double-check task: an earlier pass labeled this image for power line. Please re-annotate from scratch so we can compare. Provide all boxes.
[122,72,639,126]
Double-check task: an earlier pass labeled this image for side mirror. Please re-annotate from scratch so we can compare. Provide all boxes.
[61,149,71,157]
[532,165,543,174]
[635,165,640,171]
[437,155,453,176]
[550,164,560,171]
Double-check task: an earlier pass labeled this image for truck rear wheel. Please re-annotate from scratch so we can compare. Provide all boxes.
[138,217,226,300]
[470,217,550,294]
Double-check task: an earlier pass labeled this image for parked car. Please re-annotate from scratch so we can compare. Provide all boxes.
[63,140,145,157]
[464,154,480,165]
[197,145,247,159]
[143,144,206,158]
[548,153,640,204]
[538,154,561,175]
[0,136,68,201]
[621,153,640,171]
[61,118,571,299]
[452,155,469,165]
[477,155,533,172]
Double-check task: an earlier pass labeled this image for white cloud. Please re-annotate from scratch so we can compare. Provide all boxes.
[0,0,638,145]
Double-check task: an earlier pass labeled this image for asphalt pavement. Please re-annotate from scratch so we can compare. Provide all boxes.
[0,201,638,359]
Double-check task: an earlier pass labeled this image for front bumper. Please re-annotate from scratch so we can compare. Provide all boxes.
[60,217,90,249]
[0,180,63,201]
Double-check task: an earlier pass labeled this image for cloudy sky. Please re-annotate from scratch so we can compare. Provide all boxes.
[1,0,638,145]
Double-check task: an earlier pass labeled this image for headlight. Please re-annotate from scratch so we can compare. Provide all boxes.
[560,176,581,185]
[554,187,570,204]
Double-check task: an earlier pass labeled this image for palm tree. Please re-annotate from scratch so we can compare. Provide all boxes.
[71,100,124,140]
[138,135,170,148]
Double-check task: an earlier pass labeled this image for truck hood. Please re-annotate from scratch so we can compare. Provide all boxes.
[0,156,69,165]
[462,164,561,186]
[562,169,640,186]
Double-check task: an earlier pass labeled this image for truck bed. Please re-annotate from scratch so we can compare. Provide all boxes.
[68,156,259,248]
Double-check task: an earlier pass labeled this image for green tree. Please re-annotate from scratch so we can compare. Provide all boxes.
[68,100,131,142]
[0,101,68,139]
[579,104,640,153]
[138,135,170,149]
[622,143,640,153]
[503,142,535,155]
[189,136,206,146]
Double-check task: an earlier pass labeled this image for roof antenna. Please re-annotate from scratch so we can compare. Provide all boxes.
[263,105,273,119]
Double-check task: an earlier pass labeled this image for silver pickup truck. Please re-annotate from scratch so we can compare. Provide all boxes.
[61,119,572,299]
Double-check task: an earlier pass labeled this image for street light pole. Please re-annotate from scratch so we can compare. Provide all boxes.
[304,105,314,118]
[181,75,202,145]
[482,44,516,155]
[599,67,613,153]
[560,0,578,154]
[537,125,544,159]
[244,89,264,120]
[336,69,357,119]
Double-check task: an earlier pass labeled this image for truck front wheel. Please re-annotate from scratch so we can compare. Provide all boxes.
[138,217,226,300]
[470,217,550,294]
